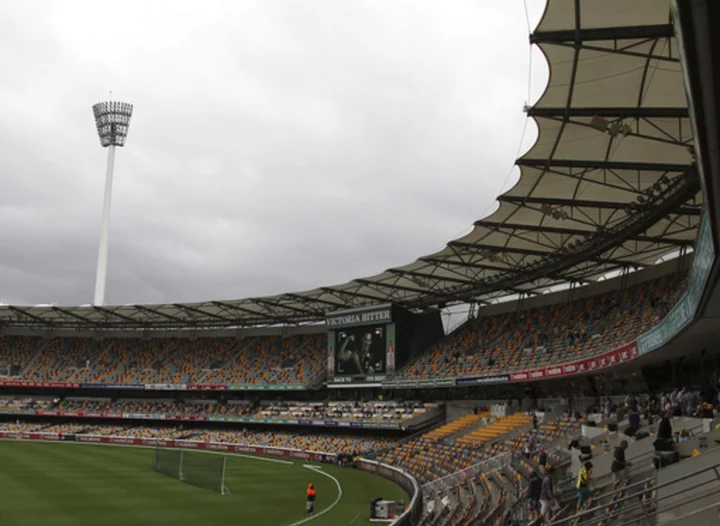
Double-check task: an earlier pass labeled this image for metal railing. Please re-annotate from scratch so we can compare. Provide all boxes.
[549,461,720,526]
[356,458,423,526]
[421,452,511,497]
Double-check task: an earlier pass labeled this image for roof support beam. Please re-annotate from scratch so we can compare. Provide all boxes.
[449,241,550,258]
[251,298,323,318]
[211,301,291,326]
[594,258,646,268]
[517,158,690,172]
[283,293,346,309]
[93,306,144,324]
[446,242,647,272]
[436,168,701,306]
[527,107,689,119]
[319,287,387,304]
[531,24,674,44]
[8,306,54,326]
[537,41,680,64]
[52,307,101,326]
[420,256,508,273]
[497,195,702,216]
[388,268,475,286]
[173,304,235,323]
[476,220,592,235]
[474,221,695,247]
[135,305,188,324]
[353,278,426,296]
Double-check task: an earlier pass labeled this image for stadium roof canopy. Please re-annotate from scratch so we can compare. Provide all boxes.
[0,0,703,330]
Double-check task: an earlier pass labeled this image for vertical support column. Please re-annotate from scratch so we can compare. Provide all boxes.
[179,449,184,481]
[93,144,116,306]
[221,456,228,495]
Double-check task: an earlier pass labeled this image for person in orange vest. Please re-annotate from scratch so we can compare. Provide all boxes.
[306,483,317,514]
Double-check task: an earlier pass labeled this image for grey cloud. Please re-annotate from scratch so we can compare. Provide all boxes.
[0,0,548,307]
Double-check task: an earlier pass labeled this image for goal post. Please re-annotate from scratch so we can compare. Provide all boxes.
[152,448,229,495]
[153,447,182,479]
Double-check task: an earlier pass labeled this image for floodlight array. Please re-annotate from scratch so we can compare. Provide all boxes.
[92,101,133,147]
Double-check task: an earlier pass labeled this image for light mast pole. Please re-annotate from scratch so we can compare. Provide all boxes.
[91,100,133,306]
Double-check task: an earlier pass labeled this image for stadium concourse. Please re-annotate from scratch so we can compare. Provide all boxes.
[2,0,720,525]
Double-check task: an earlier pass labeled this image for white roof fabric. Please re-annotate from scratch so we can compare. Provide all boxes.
[0,0,702,329]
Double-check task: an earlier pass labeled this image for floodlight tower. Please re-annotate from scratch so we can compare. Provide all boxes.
[91,100,133,306]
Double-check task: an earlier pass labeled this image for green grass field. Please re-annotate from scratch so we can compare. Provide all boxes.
[0,441,407,526]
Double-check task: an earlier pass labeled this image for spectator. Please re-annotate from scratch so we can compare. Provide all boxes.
[527,471,542,522]
[626,409,640,437]
[540,465,558,524]
[611,440,632,489]
[657,412,673,441]
[538,447,548,469]
[576,461,593,511]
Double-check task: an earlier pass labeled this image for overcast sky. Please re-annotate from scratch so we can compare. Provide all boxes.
[0,0,547,307]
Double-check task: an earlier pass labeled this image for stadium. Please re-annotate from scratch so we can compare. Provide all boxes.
[1,1,719,525]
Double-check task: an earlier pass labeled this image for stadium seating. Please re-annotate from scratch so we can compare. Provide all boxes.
[0,275,685,387]
[254,400,439,424]
[394,274,685,382]
[424,411,490,440]
[455,413,532,446]
[0,421,394,455]
[203,334,326,386]
[2,397,433,426]
[0,334,327,387]
[191,428,392,454]
[0,336,45,373]
[376,412,581,484]
[0,422,88,434]
[54,398,253,419]
[0,396,53,412]
[22,338,106,382]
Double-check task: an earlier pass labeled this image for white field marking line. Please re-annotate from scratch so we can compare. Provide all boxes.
[286,465,343,526]
[203,449,293,465]
[0,437,293,465]
[350,512,361,524]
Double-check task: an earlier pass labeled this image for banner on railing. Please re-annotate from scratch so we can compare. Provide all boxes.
[509,342,638,382]
[0,431,336,462]
[81,384,144,389]
[0,380,309,391]
[0,409,399,429]
[186,384,228,391]
[638,216,715,355]
[227,384,307,390]
[381,378,455,389]
[0,381,80,388]
[455,374,509,386]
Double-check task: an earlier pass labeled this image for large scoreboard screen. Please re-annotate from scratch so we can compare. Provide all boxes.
[334,324,388,376]
[326,303,445,387]
[326,305,395,384]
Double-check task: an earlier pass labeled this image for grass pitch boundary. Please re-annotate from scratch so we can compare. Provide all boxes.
[286,464,344,526]
[0,437,345,524]
[0,436,294,465]
[0,439,408,525]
